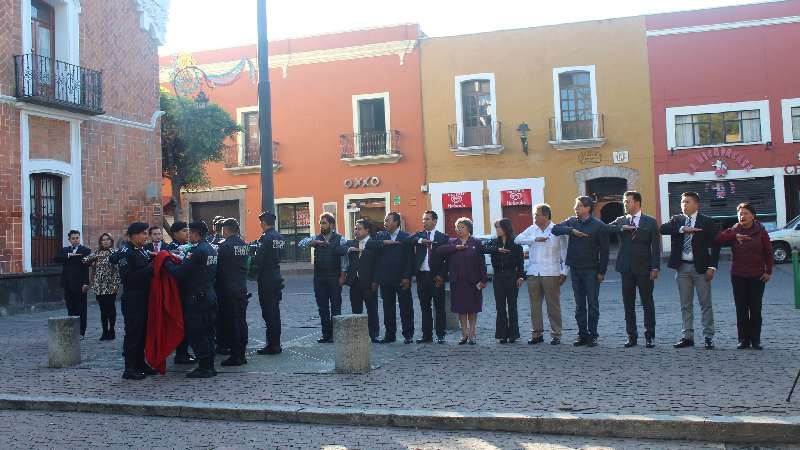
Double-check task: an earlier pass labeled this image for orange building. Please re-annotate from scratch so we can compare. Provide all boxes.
[160,25,427,261]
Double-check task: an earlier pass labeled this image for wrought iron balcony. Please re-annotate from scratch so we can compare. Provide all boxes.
[14,53,104,115]
[223,141,280,172]
[340,130,401,165]
[548,113,606,150]
[448,122,503,156]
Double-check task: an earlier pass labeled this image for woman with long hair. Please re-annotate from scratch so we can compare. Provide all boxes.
[83,233,121,340]
[484,219,525,343]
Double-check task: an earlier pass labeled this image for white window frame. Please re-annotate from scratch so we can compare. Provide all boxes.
[428,180,486,236]
[781,98,800,144]
[352,92,391,155]
[551,65,598,142]
[665,100,771,151]
[22,0,81,65]
[236,106,259,165]
[454,73,499,148]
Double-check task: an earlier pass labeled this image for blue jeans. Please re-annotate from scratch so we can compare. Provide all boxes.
[571,268,600,339]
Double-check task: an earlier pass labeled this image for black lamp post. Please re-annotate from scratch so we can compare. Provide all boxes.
[256,0,275,215]
[517,122,530,155]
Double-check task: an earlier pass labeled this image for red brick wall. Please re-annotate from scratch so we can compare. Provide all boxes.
[0,0,22,97]
[0,104,22,274]
[28,116,71,162]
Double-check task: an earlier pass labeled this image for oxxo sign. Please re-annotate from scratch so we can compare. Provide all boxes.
[344,176,380,189]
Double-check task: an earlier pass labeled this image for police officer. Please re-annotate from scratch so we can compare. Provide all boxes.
[165,221,196,365]
[165,221,219,378]
[114,222,157,381]
[211,216,230,355]
[207,216,224,245]
[252,211,285,355]
[212,217,226,246]
[217,218,250,366]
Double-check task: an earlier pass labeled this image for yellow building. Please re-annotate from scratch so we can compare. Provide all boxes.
[420,17,655,236]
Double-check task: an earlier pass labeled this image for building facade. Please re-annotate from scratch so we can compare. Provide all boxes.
[420,17,657,237]
[647,0,800,242]
[0,0,167,311]
[160,24,427,260]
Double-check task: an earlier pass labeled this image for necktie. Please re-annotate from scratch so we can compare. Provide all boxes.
[682,216,693,255]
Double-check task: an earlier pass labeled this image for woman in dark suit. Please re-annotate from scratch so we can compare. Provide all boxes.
[715,202,773,350]
[437,218,488,345]
[484,219,525,343]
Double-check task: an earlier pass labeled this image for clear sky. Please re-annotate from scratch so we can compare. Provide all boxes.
[159,0,770,55]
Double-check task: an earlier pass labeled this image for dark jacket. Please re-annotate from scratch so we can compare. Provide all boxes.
[552,215,610,274]
[369,229,414,286]
[54,245,91,290]
[660,213,720,274]
[436,237,488,285]
[216,234,249,298]
[482,237,525,279]
[716,221,773,278]
[114,242,154,309]
[165,240,218,305]
[344,237,380,290]
[403,229,449,276]
[143,241,165,253]
[311,232,347,278]
[608,213,661,275]
[250,228,285,284]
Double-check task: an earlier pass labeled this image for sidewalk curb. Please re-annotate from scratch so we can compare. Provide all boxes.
[0,395,798,444]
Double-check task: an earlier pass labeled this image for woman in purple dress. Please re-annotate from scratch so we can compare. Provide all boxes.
[437,217,488,344]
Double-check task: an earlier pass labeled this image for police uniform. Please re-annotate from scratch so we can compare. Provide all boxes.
[165,232,219,378]
[163,239,195,364]
[115,224,155,380]
[216,224,250,365]
[251,221,285,354]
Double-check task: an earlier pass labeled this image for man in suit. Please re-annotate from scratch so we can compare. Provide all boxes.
[144,226,164,254]
[660,191,720,350]
[370,212,415,344]
[343,218,381,342]
[54,230,92,337]
[404,210,449,344]
[608,191,661,348]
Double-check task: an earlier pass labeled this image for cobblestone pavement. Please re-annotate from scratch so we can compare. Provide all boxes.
[1,262,800,417]
[0,410,784,449]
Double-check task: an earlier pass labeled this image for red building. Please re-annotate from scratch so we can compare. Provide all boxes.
[647,0,800,238]
[0,0,166,310]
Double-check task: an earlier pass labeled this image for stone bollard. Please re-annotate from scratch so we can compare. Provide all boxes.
[444,289,459,330]
[333,314,370,374]
[48,316,81,368]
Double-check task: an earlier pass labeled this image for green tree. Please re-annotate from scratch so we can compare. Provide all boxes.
[161,88,240,221]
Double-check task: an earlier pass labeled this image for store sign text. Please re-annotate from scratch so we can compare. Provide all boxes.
[344,176,380,189]
[501,189,532,206]
[688,148,754,176]
[442,192,472,209]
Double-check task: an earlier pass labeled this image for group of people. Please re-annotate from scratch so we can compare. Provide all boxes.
[55,189,773,381]
[307,191,773,351]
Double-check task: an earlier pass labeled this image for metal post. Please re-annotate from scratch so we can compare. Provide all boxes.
[257,0,275,214]
[793,250,800,309]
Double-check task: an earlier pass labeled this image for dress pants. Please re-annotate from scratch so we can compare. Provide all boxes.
[224,295,249,358]
[64,287,87,336]
[731,275,765,345]
[314,276,343,339]
[676,263,714,340]
[571,268,600,339]
[121,293,148,370]
[621,271,655,339]
[215,290,230,350]
[493,272,520,340]
[527,276,562,339]
[416,271,446,339]
[184,299,217,360]
[96,293,117,334]
[380,284,414,340]
[258,279,282,347]
[350,282,380,339]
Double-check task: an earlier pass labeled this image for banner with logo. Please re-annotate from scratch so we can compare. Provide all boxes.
[442,192,472,210]
[500,189,532,206]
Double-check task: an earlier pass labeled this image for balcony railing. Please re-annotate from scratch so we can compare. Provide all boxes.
[14,53,104,115]
[340,130,400,159]
[548,113,606,149]
[223,141,280,170]
[448,122,503,155]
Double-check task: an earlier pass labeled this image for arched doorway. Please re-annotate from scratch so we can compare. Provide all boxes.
[587,177,626,244]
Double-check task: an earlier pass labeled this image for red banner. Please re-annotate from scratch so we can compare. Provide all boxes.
[501,189,532,206]
[442,192,472,210]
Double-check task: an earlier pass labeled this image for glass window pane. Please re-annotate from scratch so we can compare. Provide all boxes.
[675,123,694,147]
[675,115,692,125]
[724,120,741,143]
[742,110,760,119]
[709,113,724,144]
[793,116,800,141]
[792,106,800,117]
[723,111,740,121]
[695,123,711,145]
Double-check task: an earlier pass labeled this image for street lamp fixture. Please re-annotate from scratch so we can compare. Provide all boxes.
[517,122,530,155]
[171,65,214,109]
[194,90,209,109]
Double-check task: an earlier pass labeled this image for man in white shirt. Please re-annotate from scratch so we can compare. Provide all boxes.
[515,203,568,345]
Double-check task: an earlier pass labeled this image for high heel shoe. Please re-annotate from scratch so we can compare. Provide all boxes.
[458,337,468,345]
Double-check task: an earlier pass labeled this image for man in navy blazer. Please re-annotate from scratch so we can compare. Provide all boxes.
[370,212,415,344]
[404,210,449,343]
[54,230,92,337]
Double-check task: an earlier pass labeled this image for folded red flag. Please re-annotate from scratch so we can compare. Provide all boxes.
[145,251,184,374]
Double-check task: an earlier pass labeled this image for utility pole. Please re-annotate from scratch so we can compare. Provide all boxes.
[256,0,275,214]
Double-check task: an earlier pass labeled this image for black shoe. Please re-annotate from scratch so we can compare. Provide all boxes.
[221,356,247,366]
[122,369,145,381]
[370,337,381,343]
[140,364,158,376]
[751,342,763,350]
[416,338,433,344]
[587,337,598,347]
[468,339,476,345]
[673,338,694,348]
[458,337,468,345]
[257,345,282,355]
[499,338,508,344]
[737,340,750,350]
[437,337,446,344]
[317,336,333,344]
[645,338,655,348]
[550,337,561,345]
[528,336,544,345]
[378,337,396,344]
[624,337,638,348]
[99,331,109,341]
[109,329,116,340]
[215,346,232,355]
[174,354,197,365]
[508,338,516,344]
[403,338,413,344]
[704,338,714,350]
[186,367,217,378]
[573,337,587,347]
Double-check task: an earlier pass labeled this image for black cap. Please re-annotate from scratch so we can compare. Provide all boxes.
[221,218,240,228]
[258,211,276,221]
[188,221,209,236]
[127,222,149,236]
[170,221,188,233]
